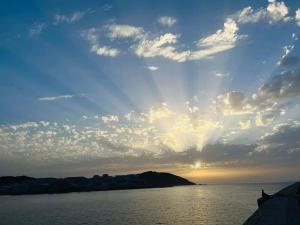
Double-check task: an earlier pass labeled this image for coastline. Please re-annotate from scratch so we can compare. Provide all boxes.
[0,171,195,196]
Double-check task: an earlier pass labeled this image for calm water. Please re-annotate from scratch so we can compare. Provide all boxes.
[0,183,289,225]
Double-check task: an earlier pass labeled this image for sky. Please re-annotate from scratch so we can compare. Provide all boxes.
[1,0,300,183]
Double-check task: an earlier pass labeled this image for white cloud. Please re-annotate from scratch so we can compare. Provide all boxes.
[282,45,294,57]
[267,0,289,23]
[83,28,98,45]
[278,45,299,67]
[148,103,172,123]
[148,66,159,71]
[133,19,244,62]
[82,28,120,57]
[236,6,266,24]
[29,23,46,37]
[106,24,144,39]
[54,11,85,25]
[296,9,300,26]
[189,19,245,60]
[234,0,289,24]
[215,72,230,78]
[84,16,246,62]
[158,16,177,27]
[197,19,240,47]
[134,33,191,62]
[92,46,120,57]
[38,95,75,101]
[81,2,298,63]
[292,33,298,41]
[2,118,300,176]
[102,115,119,123]
[189,44,236,60]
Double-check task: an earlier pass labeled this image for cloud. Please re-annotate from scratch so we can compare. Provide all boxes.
[215,72,230,78]
[148,66,159,71]
[84,16,246,62]
[279,55,299,67]
[2,101,300,176]
[53,11,85,25]
[82,1,300,62]
[148,103,172,123]
[235,6,266,24]
[158,16,177,27]
[29,23,46,37]
[234,0,289,24]
[239,120,251,129]
[91,45,120,57]
[214,66,300,118]
[38,94,77,101]
[295,9,300,26]
[102,115,119,123]
[260,121,300,144]
[206,63,300,140]
[282,45,294,58]
[292,33,298,41]
[197,19,241,47]
[189,19,246,60]
[256,70,300,101]
[222,91,245,110]
[29,11,86,38]
[106,24,144,39]
[134,33,191,62]
[255,112,275,126]
[102,4,113,11]
[82,28,121,57]
[216,91,246,114]
[209,66,300,139]
[199,143,255,163]
[84,17,245,62]
[133,21,244,62]
[0,119,232,172]
[267,0,289,23]
[83,28,99,45]
[253,121,300,164]
[277,45,299,67]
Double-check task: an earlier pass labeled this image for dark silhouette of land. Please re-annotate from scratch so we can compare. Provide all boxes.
[243,182,300,225]
[0,171,195,195]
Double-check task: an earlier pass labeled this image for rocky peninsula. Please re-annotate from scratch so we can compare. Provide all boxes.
[0,171,195,195]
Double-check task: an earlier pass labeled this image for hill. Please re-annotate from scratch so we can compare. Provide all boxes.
[0,171,195,195]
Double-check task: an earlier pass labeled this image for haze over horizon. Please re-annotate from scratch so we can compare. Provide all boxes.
[1,0,300,183]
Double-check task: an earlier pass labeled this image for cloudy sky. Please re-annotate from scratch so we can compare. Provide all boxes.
[1,0,300,183]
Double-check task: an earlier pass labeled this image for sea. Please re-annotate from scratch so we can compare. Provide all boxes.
[0,183,290,225]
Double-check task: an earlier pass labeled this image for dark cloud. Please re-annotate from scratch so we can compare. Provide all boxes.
[261,122,300,144]
[279,55,300,68]
[199,143,255,162]
[257,70,300,100]
[251,121,300,165]
[225,91,245,110]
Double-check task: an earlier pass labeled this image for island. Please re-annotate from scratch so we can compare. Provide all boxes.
[243,182,300,225]
[0,171,195,195]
